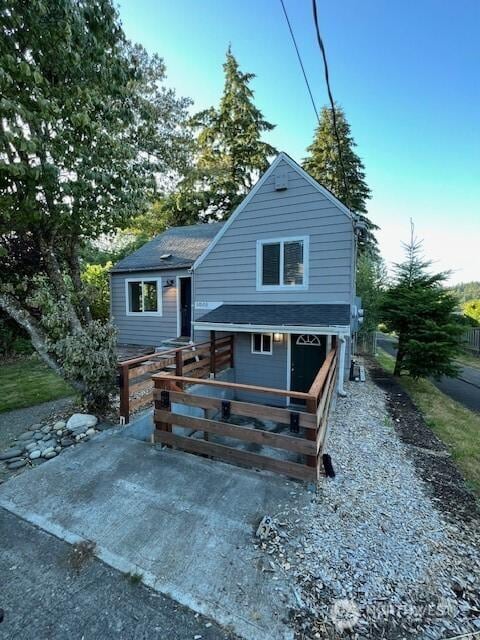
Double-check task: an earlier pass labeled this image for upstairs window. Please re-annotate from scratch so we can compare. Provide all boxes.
[125,279,162,315]
[251,333,273,355]
[257,237,308,290]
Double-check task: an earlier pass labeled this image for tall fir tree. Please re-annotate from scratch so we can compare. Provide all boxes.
[167,47,277,222]
[303,105,378,256]
[380,224,462,378]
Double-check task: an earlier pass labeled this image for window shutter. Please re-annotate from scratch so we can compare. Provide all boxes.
[262,243,280,285]
[283,241,303,285]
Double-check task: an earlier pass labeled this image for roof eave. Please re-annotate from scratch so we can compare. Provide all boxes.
[193,321,351,335]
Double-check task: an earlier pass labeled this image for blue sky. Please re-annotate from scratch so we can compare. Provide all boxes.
[118,0,479,284]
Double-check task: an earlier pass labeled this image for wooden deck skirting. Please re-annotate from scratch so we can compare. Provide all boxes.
[118,335,234,423]
[152,345,338,482]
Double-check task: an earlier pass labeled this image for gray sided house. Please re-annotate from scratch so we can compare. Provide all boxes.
[111,152,361,404]
[110,223,223,346]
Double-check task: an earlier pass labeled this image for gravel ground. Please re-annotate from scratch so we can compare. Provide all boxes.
[255,374,480,639]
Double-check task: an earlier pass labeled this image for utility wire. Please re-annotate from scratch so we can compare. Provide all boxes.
[311,0,350,202]
[279,0,320,122]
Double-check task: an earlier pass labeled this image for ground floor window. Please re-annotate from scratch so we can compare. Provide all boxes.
[125,278,162,315]
[251,333,273,355]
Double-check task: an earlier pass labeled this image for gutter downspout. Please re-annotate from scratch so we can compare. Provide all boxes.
[337,334,347,397]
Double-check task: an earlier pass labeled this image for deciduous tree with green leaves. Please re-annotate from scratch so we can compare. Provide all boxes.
[0,0,190,410]
[380,225,462,378]
[303,105,378,257]
[463,299,480,325]
[168,47,276,222]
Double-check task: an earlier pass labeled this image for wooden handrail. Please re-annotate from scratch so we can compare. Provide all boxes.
[153,373,314,401]
[119,336,232,368]
[308,347,337,401]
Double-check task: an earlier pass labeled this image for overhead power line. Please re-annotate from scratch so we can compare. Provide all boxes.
[311,0,350,202]
[279,0,319,122]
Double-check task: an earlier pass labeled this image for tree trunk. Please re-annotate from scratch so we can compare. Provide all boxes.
[0,292,87,395]
[38,234,83,334]
[68,241,93,323]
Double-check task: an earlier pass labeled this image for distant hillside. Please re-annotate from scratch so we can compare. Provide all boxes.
[450,281,480,304]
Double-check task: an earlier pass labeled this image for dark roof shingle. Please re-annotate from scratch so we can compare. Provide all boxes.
[111,222,224,273]
[195,304,351,327]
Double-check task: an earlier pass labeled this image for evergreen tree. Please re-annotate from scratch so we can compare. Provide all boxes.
[380,225,462,378]
[303,105,378,256]
[169,47,276,222]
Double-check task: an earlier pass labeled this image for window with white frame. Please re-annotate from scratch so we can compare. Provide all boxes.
[125,279,162,315]
[257,237,308,290]
[251,333,273,355]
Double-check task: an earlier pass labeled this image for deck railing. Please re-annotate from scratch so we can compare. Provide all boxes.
[117,336,234,423]
[152,345,338,482]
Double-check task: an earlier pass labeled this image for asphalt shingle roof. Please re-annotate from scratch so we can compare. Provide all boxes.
[195,304,351,327]
[111,222,224,273]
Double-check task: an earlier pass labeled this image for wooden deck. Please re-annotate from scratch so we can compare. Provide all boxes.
[152,346,338,482]
[117,336,234,423]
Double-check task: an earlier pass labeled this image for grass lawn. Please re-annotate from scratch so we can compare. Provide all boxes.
[0,356,74,413]
[376,348,480,495]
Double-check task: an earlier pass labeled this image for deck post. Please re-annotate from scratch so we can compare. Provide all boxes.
[119,363,130,424]
[210,330,216,377]
[305,396,318,472]
[175,350,183,376]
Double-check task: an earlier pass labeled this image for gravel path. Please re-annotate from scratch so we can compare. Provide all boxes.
[257,375,480,639]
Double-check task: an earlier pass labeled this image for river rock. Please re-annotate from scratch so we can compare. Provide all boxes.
[41,439,56,450]
[33,432,44,441]
[55,446,61,453]
[44,451,57,460]
[86,428,96,436]
[29,450,41,460]
[25,442,38,451]
[7,459,27,470]
[30,423,42,431]
[60,437,75,447]
[41,447,54,457]
[54,420,66,430]
[66,414,97,431]
[0,448,23,460]
[56,430,63,436]
[17,431,34,441]
[40,425,52,434]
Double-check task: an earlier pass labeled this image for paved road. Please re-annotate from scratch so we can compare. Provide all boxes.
[376,334,480,413]
[0,508,235,640]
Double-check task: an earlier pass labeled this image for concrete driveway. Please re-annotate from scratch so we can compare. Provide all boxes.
[0,431,308,640]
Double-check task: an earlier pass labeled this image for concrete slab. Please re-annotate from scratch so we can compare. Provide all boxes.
[0,432,308,640]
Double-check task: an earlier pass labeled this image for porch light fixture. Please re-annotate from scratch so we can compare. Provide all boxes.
[273,332,283,343]
[163,279,175,288]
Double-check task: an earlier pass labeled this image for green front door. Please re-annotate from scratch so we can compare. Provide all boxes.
[290,334,327,394]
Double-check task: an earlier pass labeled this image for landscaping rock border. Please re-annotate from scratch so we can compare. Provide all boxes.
[0,413,101,476]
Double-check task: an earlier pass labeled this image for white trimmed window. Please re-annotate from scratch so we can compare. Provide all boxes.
[125,278,162,316]
[251,333,273,355]
[256,236,308,290]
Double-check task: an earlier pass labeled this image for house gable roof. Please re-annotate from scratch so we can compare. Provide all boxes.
[111,222,224,273]
[192,151,354,271]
